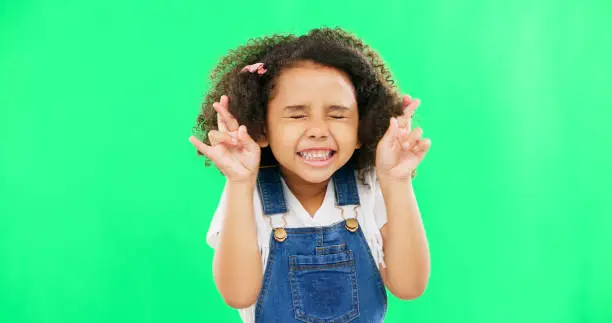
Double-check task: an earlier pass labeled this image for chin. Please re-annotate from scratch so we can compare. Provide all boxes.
[286,156,350,185]
[294,170,336,184]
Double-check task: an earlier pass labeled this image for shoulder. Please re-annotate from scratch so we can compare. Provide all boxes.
[205,182,270,249]
[354,168,377,197]
[355,168,388,229]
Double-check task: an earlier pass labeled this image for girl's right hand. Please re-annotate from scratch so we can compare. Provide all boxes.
[189,95,261,184]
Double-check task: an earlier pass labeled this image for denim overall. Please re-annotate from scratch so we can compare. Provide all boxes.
[254,164,387,323]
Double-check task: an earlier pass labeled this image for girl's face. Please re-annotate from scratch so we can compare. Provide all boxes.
[260,61,360,185]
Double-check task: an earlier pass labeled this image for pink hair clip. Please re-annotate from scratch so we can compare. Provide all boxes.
[240,62,267,75]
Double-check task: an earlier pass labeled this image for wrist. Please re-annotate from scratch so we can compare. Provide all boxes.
[226,170,258,186]
[377,174,414,192]
[226,171,257,191]
[227,178,257,190]
[376,170,413,185]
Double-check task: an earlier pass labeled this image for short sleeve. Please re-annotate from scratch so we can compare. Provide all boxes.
[205,182,269,250]
[205,183,228,249]
[372,173,388,229]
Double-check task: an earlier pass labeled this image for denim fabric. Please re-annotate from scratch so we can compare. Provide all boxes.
[256,166,289,215]
[254,164,387,323]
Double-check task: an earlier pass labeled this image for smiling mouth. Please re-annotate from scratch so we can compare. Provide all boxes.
[297,150,336,161]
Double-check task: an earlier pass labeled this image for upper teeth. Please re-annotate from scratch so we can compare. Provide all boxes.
[300,150,332,160]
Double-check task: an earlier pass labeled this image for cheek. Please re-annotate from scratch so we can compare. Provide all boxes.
[269,124,303,148]
[331,123,359,145]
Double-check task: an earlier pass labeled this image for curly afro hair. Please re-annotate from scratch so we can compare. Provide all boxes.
[192,27,411,181]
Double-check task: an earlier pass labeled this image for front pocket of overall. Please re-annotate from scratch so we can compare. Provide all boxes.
[288,251,359,323]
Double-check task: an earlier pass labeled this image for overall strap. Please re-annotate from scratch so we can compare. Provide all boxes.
[332,163,361,206]
[255,163,361,216]
[256,166,288,216]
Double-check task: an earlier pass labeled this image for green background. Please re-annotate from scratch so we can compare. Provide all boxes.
[1,0,611,322]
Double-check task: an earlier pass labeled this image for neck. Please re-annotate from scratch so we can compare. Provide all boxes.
[279,167,329,217]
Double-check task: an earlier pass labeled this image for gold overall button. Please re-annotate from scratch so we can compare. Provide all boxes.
[273,228,288,242]
[345,218,359,232]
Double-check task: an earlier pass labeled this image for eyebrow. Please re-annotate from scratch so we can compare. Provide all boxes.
[328,105,350,112]
[283,105,307,113]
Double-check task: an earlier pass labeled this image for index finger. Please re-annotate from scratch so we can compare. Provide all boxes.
[400,98,420,129]
[217,112,227,132]
[213,95,239,132]
[402,94,412,107]
[216,110,239,141]
[402,96,419,115]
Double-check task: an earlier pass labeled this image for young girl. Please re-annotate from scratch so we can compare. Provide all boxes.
[189,27,431,323]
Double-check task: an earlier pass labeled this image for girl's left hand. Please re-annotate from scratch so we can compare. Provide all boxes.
[375,95,431,182]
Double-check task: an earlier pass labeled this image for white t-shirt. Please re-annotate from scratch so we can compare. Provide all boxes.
[205,169,388,322]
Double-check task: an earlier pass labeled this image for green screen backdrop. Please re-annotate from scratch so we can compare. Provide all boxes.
[1,0,611,322]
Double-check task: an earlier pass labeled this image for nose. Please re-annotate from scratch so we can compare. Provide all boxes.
[305,117,329,140]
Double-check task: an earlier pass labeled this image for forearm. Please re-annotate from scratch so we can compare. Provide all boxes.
[213,181,262,308]
[379,178,430,299]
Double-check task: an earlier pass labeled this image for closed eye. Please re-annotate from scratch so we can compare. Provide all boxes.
[330,115,346,119]
[289,115,307,119]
